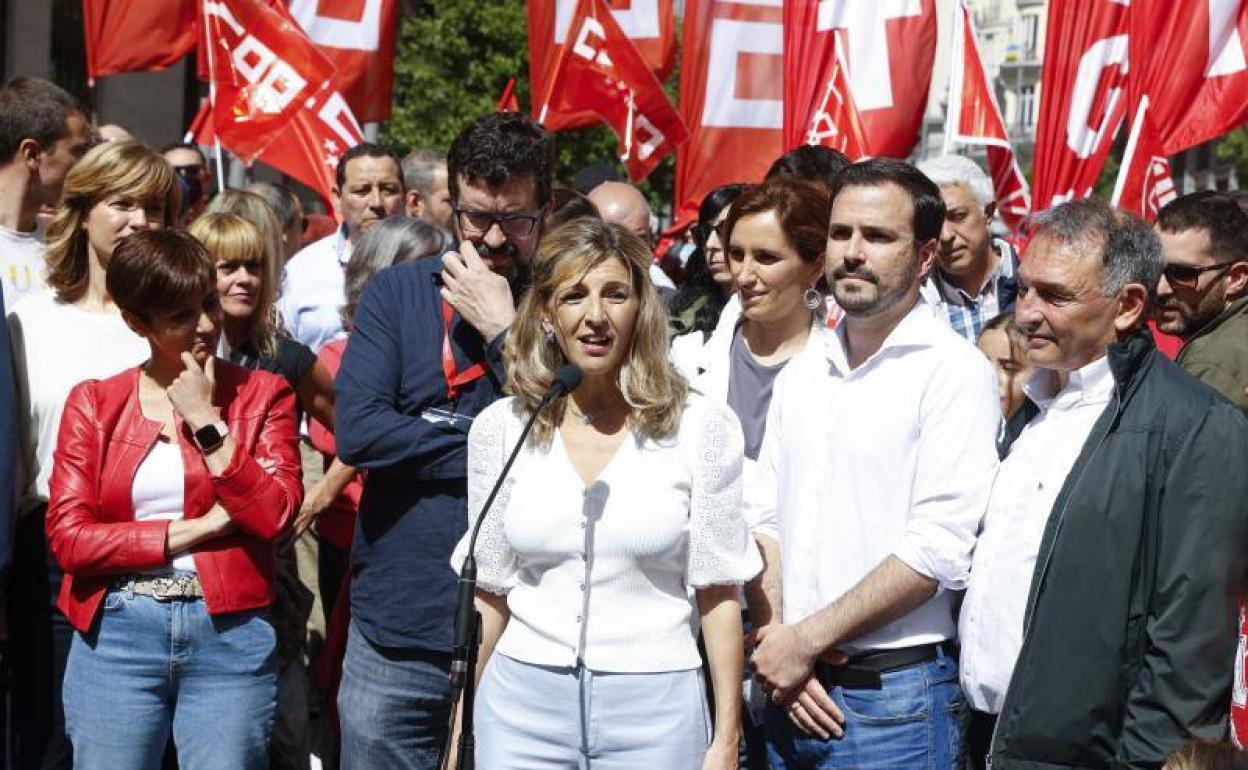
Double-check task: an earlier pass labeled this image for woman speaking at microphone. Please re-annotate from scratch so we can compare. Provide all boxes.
[450,217,762,769]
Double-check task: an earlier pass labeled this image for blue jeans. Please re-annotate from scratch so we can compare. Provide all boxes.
[765,652,964,770]
[337,620,453,770]
[62,590,277,770]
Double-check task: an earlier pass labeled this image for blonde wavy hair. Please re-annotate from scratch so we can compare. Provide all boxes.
[506,217,688,446]
[44,140,180,302]
[188,212,278,358]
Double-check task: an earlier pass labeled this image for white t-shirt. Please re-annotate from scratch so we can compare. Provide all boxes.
[7,290,149,515]
[132,439,196,573]
[0,223,47,311]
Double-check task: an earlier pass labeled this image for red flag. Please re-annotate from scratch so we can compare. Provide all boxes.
[1110,99,1177,221]
[674,0,784,225]
[185,98,214,144]
[287,0,399,123]
[528,0,677,131]
[945,0,1030,231]
[1031,0,1129,211]
[783,0,867,159]
[497,78,521,113]
[784,0,934,158]
[83,0,198,84]
[258,90,365,215]
[539,0,688,182]
[201,0,338,164]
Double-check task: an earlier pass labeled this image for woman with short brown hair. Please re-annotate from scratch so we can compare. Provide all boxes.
[48,229,302,769]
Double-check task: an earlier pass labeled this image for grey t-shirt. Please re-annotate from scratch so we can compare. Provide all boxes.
[727,327,789,460]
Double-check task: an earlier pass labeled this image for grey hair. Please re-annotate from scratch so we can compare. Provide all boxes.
[342,216,448,328]
[245,181,301,229]
[402,149,446,200]
[1031,197,1163,297]
[916,154,994,208]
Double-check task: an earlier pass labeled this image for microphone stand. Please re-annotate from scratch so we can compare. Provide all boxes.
[444,377,575,770]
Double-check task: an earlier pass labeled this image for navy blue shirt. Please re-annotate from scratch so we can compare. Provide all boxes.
[335,258,507,653]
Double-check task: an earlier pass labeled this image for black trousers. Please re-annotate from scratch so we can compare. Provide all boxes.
[968,709,998,770]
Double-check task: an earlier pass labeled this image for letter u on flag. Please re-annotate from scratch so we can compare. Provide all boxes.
[539,0,688,181]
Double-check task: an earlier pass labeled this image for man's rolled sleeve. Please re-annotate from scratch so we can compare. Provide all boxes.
[895,354,1000,590]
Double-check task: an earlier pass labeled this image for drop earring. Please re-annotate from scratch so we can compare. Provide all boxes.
[802,286,822,311]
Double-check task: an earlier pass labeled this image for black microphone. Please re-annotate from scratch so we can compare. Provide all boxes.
[450,364,582,687]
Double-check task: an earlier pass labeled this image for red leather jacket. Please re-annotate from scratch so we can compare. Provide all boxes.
[46,361,303,632]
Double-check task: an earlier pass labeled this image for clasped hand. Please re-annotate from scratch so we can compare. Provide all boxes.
[751,623,848,740]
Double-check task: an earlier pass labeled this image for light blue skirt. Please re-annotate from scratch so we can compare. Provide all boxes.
[476,653,711,769]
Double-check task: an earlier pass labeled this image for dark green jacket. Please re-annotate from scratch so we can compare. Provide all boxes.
[1176,297,1248,412]
[990,331,1248,770]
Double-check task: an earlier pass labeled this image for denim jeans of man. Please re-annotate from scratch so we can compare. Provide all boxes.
[337,620,453,770]
[61,589,277,770]
[765,651,964,770]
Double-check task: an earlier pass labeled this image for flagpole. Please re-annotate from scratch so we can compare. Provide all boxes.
[201,0,227,194]
[943,0,965,157]
[1111,95,1149,207]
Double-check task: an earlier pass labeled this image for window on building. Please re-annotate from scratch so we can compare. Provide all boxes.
[1018,84,1037,129]
[1021,14,1040,60]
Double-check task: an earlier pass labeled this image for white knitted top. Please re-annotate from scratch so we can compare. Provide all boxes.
[451,393,762,673]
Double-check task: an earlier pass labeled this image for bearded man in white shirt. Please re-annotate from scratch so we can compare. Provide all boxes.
[750,158,1001,770]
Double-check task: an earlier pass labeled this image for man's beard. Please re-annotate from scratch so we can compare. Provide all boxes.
[831,256,920,318]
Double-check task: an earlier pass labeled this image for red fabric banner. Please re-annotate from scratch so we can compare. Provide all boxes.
[1110,99,1177,221]
[674,0,785,225]
[202,0,339,164]
[527,0,677,131]
[782,0,867,158]
[539,0,688,181]
[497,77,521,113]
[287,0,398,123]
[83,0,198,83]
[945,0,1030,231]
[1030,0,1129,212]
[1129,0,1248,155]
[783,0,934,158]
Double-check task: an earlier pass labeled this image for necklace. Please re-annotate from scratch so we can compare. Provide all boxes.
[567,404,603,425]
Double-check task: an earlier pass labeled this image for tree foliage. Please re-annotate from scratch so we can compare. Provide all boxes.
[383,0,678,217]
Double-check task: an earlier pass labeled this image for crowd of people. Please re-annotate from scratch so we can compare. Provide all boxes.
[2,72,1248,770]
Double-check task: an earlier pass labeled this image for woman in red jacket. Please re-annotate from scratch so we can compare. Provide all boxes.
[46,229,303,770]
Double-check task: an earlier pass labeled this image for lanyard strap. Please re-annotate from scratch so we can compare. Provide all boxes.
[442,300,486,399]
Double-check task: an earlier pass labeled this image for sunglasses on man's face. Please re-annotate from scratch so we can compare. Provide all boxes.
[1161,261,1239,289]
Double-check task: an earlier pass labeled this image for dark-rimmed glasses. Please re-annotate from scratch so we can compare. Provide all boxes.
[1162,261,1241,289]
[454,208,541,238]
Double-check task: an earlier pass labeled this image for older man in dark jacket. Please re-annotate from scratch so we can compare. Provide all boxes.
[963,198,1248,770]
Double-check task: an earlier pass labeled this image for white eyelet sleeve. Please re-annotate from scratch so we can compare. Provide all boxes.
[450,400,517,595]
[686,400,763,587]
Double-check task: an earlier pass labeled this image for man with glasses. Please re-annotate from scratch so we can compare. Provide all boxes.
[280,142,406,352]
[1154,191,1248,411]
[335,113,554,770]
[160,142,215,225]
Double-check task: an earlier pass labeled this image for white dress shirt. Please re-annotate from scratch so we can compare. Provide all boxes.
[747,302,1000,654]
[959,356,1115,714]
[278,227,350,353]
[451,394,762,673]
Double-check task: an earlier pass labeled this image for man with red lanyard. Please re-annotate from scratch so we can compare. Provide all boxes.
[333,113,554,770]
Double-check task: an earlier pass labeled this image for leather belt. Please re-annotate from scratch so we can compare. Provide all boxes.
[112,574,204,601]
[815,641,956,690]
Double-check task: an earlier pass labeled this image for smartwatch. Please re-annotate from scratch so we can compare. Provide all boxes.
[192,421,229,454]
